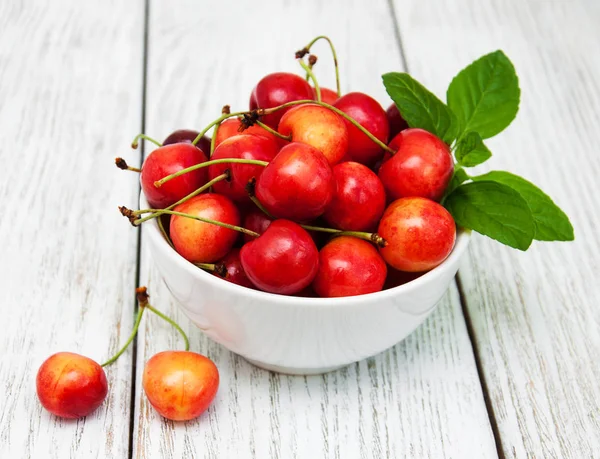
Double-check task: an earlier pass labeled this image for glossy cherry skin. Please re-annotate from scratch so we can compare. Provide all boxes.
[208,135,279,202]
[214,118,281,149]
[255,142,334,221]
[170,193,240,263]
[378,197,456,272]
[386,104,409,139]
[250,72,314,128]
[36,352,108,419]
[143,351,219,421]
[141,143,208,209]
[314,87,339,104]
[215,248,254,289]
[312,237,387,298]
[163,129,212,154]
[333,92,389,166]
[378,128,453,202]
[323,161,386,232]
[242,209,273,243]
[278,104,348,165]
[240,220,319,295]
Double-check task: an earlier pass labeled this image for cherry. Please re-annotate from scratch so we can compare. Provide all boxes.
[143,351,219,421]
[240,219,319,294]
[255,142,334,221]
[378,128,454,202]
[213,118,280,149]
[170,193,240,263]
[215,248,254,288]
[386,104,409,139]
[278,104,348,165]
[208,135,278,202]
[36,352,108,419]
[383,269,423,290]
[314,86,339,104]
[378,197,456,272]
[312,236,387,297]
[163,129,212,154]
[333,92,389,166]
[141,143,208,209]
[250,72,314,128]
[323,161,386,232]
[242,209,273,243]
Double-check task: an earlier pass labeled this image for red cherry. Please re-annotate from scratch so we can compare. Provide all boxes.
[278,104,348,165]
[323,161,386,232]
[163,129,212,154]
[208,135,279,202]
[240,220,319,295]
[242,209,273,243]
[143,351,219,421]
[214,118,281,149]
[378,197,456,272]
[333,92,389,166]
[386,104,409,139]
[141,143,208,209]
[170,193,240,263]
[215,248,254,289]
[255,142,334,221]
[378,128,453,202]
[36,352,108,419]
[250,72,314,129]
[314,87,339,104]
[312,236,387,297]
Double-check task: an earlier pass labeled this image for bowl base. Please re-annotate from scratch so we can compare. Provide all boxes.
[244,357,348,376]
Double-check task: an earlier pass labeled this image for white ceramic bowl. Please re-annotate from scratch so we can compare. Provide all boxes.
[141,193,471,375]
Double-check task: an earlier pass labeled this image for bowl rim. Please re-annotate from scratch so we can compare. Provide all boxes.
[140,192,471,307]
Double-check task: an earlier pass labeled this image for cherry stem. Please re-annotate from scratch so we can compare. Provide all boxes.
[299,59,321,102]
[101,302,145,367]
[195,262,227,277]
[300,224,387,247]
[145,304,190,351]
[131,134,162,150]
[255,120,292,141]
[115,157,141,173]
[245,178,274,218]
[156,214,174,248]
[304,35,341,97]
[154,158,268,188]
[192,110,250,146]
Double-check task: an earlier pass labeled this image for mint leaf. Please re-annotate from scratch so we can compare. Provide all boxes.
[455,132,492,167]
[471,171,574,241]
[445,167,469,197]
[382,72,457,144]
[445,181,534,250]
[447,51,520,139]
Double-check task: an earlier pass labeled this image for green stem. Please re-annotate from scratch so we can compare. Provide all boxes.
[300,224,387,247]
[304,35,341,97]
[145,305,190,351]
[210,123,220,158]
[255,120,292,141]
[156,213,174,248]
[192,111,250,146]
[132,134,162,149]
[101,306,145,367]
[155,158,268,188]
[299,59,321,102]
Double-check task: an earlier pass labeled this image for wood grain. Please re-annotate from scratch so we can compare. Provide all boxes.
[133,0,496,457]
[391,0,600,456]
[0,0,144,457]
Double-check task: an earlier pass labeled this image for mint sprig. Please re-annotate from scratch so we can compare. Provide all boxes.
[381,51,574,249]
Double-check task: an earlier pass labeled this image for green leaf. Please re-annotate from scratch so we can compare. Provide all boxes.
[445,181,534,250]
[382,72,457,144]
[447,50,520,139]
[445,167,469,197]
[455,132,492,167]
[471,171,574,241]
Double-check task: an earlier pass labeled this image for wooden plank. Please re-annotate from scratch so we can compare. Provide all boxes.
[391,0,600,456]
[133,1,497,457]
[0,0,144,457]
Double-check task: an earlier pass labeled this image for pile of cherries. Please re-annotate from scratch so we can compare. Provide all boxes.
[122,39,456,298]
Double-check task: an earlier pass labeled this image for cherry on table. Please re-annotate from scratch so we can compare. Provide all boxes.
[333,92,389,166]
[163,129,212,155]
[378,197,456,272]
[36,352,108,419]
[312,236,387,298]
[240,219,319,295]
[255,142,334,221]
[378,128,454,202]
[249,72,314,129]
[386,104,409,139]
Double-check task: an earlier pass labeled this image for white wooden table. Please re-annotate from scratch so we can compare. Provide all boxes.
[1,1,598,457]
